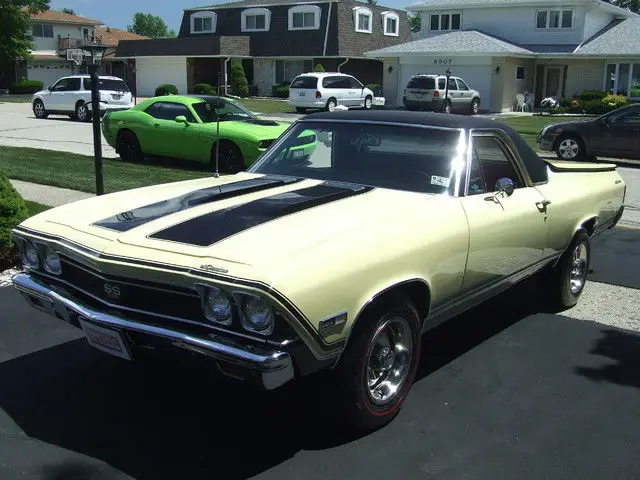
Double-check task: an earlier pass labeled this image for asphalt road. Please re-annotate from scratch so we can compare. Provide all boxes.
[0,226,639,480]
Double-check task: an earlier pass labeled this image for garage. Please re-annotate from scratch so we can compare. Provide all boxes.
[398,57,493,112]
[136,57,188,97]
[27,61,74,88]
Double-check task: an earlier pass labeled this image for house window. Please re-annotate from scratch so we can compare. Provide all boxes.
[242,8,271,32]
[352,7,372,33]
[429,12,461,31]
[275,59,313,84]
[605,63,640,99]
[191,11,217,34]
[288,5,321,30]
[382,11,400,36]
[516,66,526,80]
[536,9,573,29]
[32,23,53,38]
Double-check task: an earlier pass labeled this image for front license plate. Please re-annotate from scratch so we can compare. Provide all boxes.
[79,318,132,360]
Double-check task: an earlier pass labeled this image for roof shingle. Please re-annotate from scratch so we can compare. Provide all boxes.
[574,17,640,55]
[27,8,103,25]
[95,27,149,47]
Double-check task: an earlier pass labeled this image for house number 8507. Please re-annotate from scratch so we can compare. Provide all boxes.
[434,58,452,65]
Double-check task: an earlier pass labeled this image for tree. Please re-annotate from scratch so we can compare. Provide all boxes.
[61,7,75,15]
[314,63,326,72]
[611,0,639,13]
[408,13,421,33]
[230,62,249,97]
[0,0,50,84]
[126,12,176,38]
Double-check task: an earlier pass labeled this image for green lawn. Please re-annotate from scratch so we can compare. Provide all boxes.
[236,98,295,114]
[490,115,593,135]
[25,200,51,216]
[0,146,211,194]
[0,97,31,103]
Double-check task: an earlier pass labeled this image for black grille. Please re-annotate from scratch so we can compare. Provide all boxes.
[59,258,204,321]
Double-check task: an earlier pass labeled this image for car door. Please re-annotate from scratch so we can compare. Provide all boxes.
[455,78,472,111]
[136,101,198,158]
[600,107,640,158]
[47,78,73,110]
[459,132,551,293]
[347,76,365,107]
[445,77,459,111]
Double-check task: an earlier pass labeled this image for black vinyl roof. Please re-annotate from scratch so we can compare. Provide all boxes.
[301,110,549,185]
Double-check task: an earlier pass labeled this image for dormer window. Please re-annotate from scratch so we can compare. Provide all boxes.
[429,12,461,31]
[353,6,373,33]
[382,11,399,36]
[242,8,271,32]
[536,9,573,29]
[288,5,321,31]
[191,11,217,34]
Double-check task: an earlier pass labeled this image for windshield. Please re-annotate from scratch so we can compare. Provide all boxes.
[248,122,464,194]
[85,78,130,92]
[192,98,257,123]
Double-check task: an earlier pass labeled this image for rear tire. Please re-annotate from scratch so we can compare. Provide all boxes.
[33,100,48,119]
[443,100,452,114]
[546,229,590,311]
[117,130,143,162]
[325,98,338,112]
[332,294,421,434]
[211,141,244,174]
[555,135,585,161]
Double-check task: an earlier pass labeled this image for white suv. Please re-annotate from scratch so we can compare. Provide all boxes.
[288,72,375,113]
[32,75,134,122]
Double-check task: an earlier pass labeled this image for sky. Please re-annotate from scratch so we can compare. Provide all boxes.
[50,0,409,31]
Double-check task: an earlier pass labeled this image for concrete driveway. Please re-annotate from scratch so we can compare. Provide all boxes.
[0,226,639,479]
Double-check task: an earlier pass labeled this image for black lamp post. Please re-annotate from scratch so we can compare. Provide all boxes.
[444,68,452,113]
[81,38,108,196]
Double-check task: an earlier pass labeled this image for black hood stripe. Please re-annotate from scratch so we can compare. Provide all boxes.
[148,181,374,247]
[93,175,304,232]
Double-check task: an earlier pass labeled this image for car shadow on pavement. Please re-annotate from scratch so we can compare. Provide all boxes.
[589,227,640,290]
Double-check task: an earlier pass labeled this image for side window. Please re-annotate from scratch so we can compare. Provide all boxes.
[456,79,470,91]
[438,78,446,90]
[52,79,71,91]
[611,109,640,125]
[467,136,523,195]
[348,76,363,89]
[447,77,458,91]
[144,102,165,119]
[322,76,341,89]
[68,78,81,91]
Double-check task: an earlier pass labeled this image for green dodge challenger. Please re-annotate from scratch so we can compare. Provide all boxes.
[102,95,294,172]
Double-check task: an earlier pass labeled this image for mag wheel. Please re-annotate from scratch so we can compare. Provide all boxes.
[326,98,337,112]
[364,96,373,110]
[75,102,90,122]
[117,130,143,162]
[33,100,48,119]
[470,98,480,115]
[555,135,584,161]
[548,229,591,310]
[212,141,244,174]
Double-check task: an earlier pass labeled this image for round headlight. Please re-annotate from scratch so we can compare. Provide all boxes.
[242,296,273,334]
[43,247,62,275]
[22,242,40,269]
[204,287,233,323]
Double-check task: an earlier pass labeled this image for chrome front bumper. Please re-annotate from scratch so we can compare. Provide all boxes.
[11,273,295,390]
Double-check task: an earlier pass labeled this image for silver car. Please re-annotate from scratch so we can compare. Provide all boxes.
[402,74,480,114]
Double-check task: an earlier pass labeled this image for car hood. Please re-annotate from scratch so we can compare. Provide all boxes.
[542,119,592,131]
[205,118,289,139]
[18,173,428,281]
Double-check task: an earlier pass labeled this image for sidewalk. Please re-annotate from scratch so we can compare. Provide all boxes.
[10,179,93,207]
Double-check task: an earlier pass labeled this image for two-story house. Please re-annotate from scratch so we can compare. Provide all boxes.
[23,9,103,87]
[115,0,410,97]
[365,0,640,112]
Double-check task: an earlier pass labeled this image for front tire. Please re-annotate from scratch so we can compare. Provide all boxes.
[470,98,480,115]
[33,100,48,119]
[364,95,373,110]
[547,229,590,311]
[555,135,584,161]
[211,141,244,174]
[117,130,143,162]
[75,102,90,122]
[334,294,421,433]
[325,98,337,112]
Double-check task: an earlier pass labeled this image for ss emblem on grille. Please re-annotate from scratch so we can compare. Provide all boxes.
[104,283,121,299]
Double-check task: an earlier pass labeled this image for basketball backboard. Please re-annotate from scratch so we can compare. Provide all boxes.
[67,48,84,66]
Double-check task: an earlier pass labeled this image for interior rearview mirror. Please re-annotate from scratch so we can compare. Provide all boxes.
[175,115,188,124]
[495,177,515,197]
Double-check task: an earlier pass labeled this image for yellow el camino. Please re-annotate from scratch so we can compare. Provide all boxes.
[11,111,626,434]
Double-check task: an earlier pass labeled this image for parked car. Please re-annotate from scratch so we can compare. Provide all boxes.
[537,103,640,161]
[102,94,307,172]
[11,111,625,434]
[403,73,481,114]
[288,72,375,113]
[32,75,134,122]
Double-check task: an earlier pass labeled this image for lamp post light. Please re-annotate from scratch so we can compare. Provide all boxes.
[444,68,452,114]
[80,38,108,196]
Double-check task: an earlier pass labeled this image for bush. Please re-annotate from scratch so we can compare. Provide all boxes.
[193,83,216,95]
[367,83,383,96]
[578,90,607,102]
[272,83,289,98]
[230,62,249,98]
[602,94,629,109]
[0,170,29,270]
[155,84,178,96]
[314,63,326,72]
[9,80,44,94]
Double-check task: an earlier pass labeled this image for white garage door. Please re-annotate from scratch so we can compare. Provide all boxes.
[399,64,493,112]
[136,57,188,97]
[27,62,74,88]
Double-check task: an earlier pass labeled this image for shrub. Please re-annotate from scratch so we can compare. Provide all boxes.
[9,80,44,94]
[193,83,216,95]
[0,170,29,271]
[581,99,611,115]
[578,90,607,102]
[602,94,629,108]
[230,62,249,98]
[155,84,178,96]
[313,63,326,72]
[367,83,383,96]
[272,83,290,98]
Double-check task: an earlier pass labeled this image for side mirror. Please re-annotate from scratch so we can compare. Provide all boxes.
[495,177,515,197]
[47,85,53,91]
[175,115,188,124]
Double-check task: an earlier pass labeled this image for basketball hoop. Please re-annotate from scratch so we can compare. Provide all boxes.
[67,48,85,66]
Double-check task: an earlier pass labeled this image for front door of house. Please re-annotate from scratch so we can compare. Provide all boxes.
[544,67,563,98]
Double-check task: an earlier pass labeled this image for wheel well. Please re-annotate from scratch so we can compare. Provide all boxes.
[581,217,597,237]
[357,280,431,328]
[211,138,239,155]
[75,99,86,108]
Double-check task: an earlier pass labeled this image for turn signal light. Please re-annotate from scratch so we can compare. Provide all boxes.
[433,91,440,97]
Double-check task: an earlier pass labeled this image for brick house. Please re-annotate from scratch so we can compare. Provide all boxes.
[115,0,410,97]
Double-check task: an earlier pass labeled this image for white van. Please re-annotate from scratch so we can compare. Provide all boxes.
[287,72,376,113]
